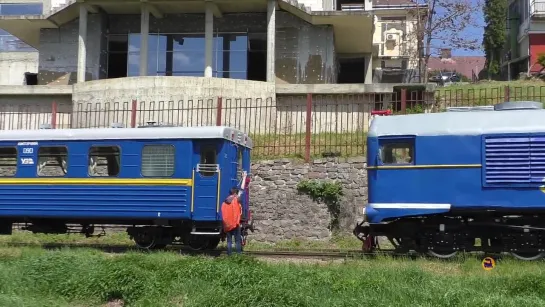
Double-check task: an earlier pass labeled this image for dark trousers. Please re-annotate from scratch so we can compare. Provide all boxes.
[226,225,242,255]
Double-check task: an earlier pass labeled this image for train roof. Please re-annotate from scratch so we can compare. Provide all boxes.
[369,101,545,137]
[0,126,253,148]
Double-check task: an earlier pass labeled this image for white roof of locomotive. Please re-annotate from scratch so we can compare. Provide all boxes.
[0,126,253,148]
[369,103,545,137]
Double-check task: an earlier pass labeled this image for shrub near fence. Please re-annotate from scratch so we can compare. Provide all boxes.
[0,85,542,161]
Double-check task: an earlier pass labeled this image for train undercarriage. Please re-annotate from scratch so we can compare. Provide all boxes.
[353,213,545,261]
[5,216,255,251]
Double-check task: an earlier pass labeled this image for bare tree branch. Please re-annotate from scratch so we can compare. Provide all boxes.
[404,0,483,82]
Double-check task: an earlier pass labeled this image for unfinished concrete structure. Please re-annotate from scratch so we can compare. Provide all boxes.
[0,0,433,133]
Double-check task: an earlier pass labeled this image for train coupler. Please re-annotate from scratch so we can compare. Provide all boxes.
[353,220,370,242]
[353,221,378,252]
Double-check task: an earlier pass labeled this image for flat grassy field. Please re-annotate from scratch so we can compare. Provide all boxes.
[1,246,545,307]
[435,80,545,107]
[250,132,366,160]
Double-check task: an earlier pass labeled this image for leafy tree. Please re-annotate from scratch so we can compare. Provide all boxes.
[482,0,507,79]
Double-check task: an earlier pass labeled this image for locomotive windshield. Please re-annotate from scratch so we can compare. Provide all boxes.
[380,142,413,164]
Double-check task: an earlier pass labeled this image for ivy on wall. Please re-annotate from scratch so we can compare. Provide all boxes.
[296,180,343,230]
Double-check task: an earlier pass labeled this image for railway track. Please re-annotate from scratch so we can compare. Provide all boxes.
[3,241,411,260]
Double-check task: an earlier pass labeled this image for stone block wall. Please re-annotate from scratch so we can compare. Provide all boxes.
[249,157,367,243]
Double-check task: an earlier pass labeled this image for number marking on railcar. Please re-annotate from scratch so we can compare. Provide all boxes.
[20,158,34,165]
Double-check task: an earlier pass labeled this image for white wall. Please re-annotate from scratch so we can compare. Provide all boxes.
[0,51,38,85]
[373,11,420,69]
[293,0,324,11]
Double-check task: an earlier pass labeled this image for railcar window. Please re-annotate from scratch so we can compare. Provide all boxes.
[38,147,68,177]
[141,145,174,177]
[0,147,17,177]
[200,146,217,177]
[380,143,414,164]
[89,146,120,177]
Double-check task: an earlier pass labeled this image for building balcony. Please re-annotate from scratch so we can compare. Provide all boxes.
[336,0,372,11]
[531,0,545,18]
[374,41,411,58]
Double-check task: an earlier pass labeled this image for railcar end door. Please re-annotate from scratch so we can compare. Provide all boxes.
[192,142,220,221]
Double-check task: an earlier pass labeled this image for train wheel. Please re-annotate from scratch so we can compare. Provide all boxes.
[427,250,458,259]
[133,232,161,250]
[510,251,545,261]
[187,236,218,251]
[206,237,221,250]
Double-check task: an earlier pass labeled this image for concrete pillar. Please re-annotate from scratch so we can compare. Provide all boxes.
[365,55,373,84]
[77,4,87,83]
[266,0,275,83]
[364,0,373,11]
[140,4,150,76]
[204,1,213,77]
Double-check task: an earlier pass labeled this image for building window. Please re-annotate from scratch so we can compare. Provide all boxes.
[107,35,129,79]
[380,141,414,164]
[0,30,36,52]
[0,3,42,15]
[123,32,248,79]
[38,147,68,177]
[0,3,42,52]
[0,147,17,177]
[141,145,175,177]
[89,146,121,177]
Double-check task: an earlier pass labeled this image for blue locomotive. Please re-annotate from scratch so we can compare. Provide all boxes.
[0,123,253,250]
[353,101,545,260]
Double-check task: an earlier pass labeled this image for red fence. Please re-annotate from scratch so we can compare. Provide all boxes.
[0,85,543,161]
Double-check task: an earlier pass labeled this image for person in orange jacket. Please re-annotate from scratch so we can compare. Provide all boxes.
[221,187,242,255]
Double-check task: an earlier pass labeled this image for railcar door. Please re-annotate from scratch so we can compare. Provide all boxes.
[192,142,220,221]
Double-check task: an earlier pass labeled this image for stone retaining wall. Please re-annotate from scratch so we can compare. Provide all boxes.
[249,157,367,243]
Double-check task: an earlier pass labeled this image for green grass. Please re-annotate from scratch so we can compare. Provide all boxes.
[246,80,545,160]
[250,132,366,160]
[2,247,545,306]
[436,80,545,107]
[0,230,364,251]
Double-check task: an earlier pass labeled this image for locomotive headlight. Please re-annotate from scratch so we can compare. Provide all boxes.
[362,206,367,223]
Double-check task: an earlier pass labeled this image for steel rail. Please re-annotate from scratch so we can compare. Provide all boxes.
[3,241,412,259]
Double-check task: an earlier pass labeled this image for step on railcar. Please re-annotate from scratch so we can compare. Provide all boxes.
[353,101,545,261]
[0,123,254,250]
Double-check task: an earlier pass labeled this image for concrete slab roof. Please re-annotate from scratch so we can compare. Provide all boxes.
[0,0,374,54]
[0,15,57,49]
[278,0,373,53]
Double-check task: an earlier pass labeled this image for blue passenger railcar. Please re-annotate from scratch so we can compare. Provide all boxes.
[0,124,253,250]
[353,101,545,260]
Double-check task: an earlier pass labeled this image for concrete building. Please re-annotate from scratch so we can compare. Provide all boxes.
[0,0,433,132]
[504,0,545,78]
[0,2,42,85]
[372,0,423,83]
